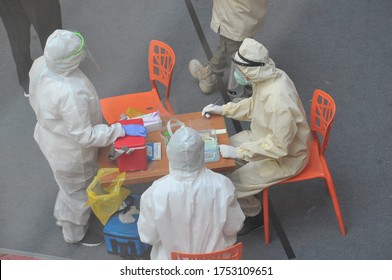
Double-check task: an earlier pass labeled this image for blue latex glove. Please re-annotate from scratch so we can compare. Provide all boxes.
[122,124,147,137]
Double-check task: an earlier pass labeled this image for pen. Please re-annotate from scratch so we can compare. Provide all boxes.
[205,97,222,118]
[212,96,221,106]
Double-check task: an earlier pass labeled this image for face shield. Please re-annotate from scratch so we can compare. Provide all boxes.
[70,31,102,70]
[64,31,85,58]
[66,31,101,71]
[44,30,101,74]
[227,51,265,98]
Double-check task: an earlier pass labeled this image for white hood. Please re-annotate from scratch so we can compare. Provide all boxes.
[138,126,245,259]
[44,29,85,75]
[167,127,204,176]
[234,38,278,83]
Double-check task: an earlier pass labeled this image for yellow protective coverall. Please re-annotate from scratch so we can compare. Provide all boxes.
[223,38,311,216]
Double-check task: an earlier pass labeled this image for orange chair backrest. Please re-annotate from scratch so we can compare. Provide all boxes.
[171,242,243,260]
[148,40,176,101]
[310,89,336,155]
[99,40,176,124]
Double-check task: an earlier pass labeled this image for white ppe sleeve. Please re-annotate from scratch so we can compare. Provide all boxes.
[222,179,245,236]
[138,190,160,245]
[222,98,253,121]
[61,94,125,147]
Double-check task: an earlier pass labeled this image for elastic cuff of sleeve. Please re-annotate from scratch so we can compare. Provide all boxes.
[236,147,244,160]
[113,122,126,137]
[222,103,230,116]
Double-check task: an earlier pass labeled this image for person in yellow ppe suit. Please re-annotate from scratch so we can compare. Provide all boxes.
[138,127,245,259]
[29,30,136,245]
[202,38,310,235]
[189,0,268,94]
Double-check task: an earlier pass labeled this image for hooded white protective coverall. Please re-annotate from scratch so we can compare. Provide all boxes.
[29,30,125,243]
[223,38,310,216]
[138,127,245,260]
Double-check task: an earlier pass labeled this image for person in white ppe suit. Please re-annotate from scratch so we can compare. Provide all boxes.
[29,29,128,245]
[189,0,267,94]
[202,38,310,235]
[138,127,245,260]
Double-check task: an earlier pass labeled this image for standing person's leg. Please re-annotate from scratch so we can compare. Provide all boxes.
[54,185,91,244]
[51,167,91,243]
[0,0,33,95]
[20,0,62,48]
[208,35,242,75]
[190,35,242,94]
[51,162,103,246]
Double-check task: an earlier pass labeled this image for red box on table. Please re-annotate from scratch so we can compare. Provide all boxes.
[115,119,147,172]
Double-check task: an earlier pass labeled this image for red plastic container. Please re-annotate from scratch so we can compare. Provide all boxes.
[115,119,147,172]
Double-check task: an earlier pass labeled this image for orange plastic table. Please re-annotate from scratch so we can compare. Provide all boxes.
[98,112,236,185]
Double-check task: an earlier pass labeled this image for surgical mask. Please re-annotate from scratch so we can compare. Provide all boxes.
[234,70,251,86]
[227,62,245,97]
[230,50,265,87]
[227,52,262,97]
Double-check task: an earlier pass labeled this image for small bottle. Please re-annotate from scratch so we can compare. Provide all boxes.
[164,131,170,145]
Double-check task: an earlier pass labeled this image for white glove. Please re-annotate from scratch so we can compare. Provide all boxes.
[202,104,223,118]
[219,144,239,159]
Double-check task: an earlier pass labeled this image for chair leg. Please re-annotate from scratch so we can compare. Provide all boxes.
[165,99,175,115]
[324,175,346,236]
[263,189,270,244]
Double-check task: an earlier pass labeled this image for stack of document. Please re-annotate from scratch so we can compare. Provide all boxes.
[132,112,162,133]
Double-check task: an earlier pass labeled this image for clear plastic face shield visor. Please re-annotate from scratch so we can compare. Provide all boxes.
[66,31,101,71]
[227,52,265,98]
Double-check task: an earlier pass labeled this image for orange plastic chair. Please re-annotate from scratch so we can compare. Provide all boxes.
[171,242,243,260]
[262,89,346,244]
[100,40,176,124]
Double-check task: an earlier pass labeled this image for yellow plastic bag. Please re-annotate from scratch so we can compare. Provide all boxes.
[86,168,131,225]
[125,107,144,118]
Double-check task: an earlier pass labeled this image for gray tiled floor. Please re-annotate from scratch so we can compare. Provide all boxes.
[0,0,391,260]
